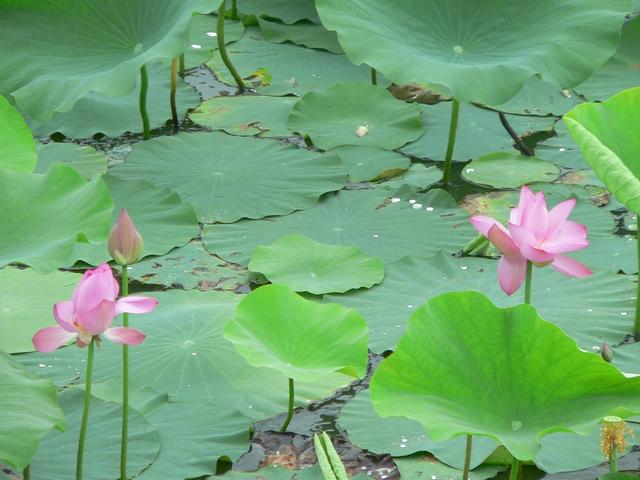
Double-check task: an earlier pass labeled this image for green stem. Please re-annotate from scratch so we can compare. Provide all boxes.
[170,58,179,129]
[442,98,460,186]
[120,266,129,480]
[462,435,472,480]
[179,54,185,78]
[634,235,640,340]
[77,339,95,480]
[229,0,238,20]
[217,0,246,93]
[370,67,377,86]
[508,458,520,480]
[524,261,533,305]
[610,445,618,473]
[280,378,294,432]
[23,465,30,480]
[139,65,150,140]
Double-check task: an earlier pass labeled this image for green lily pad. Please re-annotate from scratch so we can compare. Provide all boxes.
[376,164,443,193]
[224,284,368,381]
[0,353,65,471]
[29,62,200,138]
[0,95,36,172]
[0,267,81,354]
[395,454,506,480]
[316,0,629,105]
[288,83,423,150]
[0,0,219,121]
[564,87,640,215]
[202,189,475,266]
[71,175,199,265]
[329,146,410,182]
[462,152,560,188]
[36,143,108,180]
[249,234,384,294]
[257,17,341,53]
[0,165,112,272]
[184,14,245,69]
[112,132,346,223]
[237,0,321,24]
[370,290,640,461]
[190,95,296,137]
[576,16,640,101]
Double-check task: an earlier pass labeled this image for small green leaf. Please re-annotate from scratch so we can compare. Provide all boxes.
[462,151,560,188]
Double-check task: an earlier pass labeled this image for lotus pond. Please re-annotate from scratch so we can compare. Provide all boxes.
[2,1,640,480]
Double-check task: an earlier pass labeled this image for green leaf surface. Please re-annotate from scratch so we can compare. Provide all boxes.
[224,284,369,382]
[184,14,245,69]
[36,143,108,180]
[249,234,384,294]
[220,465,325,480]
[370,290,640,461]
[329,145,410,182]
[257,17,341,53]
[0,165,112,272]
[237,0,321,24]
[376,164,443,193]
[462,152,560,188]
[112,132,346,223]
[0,95,36,172]
[288,83,423,150]
[395,454,506,480]
[0,353,65,470]
[316,0,629,104]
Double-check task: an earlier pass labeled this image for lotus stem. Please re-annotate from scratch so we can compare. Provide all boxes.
[179,54,185,78]
[462,434,472,480]
[610,445,618,473]
[170,58,179,129]
[442,98,460,186]
[119,266,130,480]
[139,64,150,140]
[280,378,294,432]
[229,0,238,20]
[217,0,246,93]
[371,67,377,86]
[498,111,534,156]
[508,458,520,480]
[524,261,533,305]
[77,339,95,480]
[23,465,30,480]
[634,235,640,340]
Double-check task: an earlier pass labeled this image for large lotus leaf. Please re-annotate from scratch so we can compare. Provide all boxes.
[401,102,554,162]
[0,0,220,121]
[0,353,65,470]
[190,95,296,137]
[71,176,199,265]
[325,252,636,352]
[0,95,36,172]
[19,290,350,420]
[29,390,160,480]
[329,146,410,182]
[462,152,560,188]
[395,454,506,480]
[207,28,372,96]
[316,0,629,105]
[370,290,640,461]
[564,87,640,215]
[202,188,475,266]
[0,267,81,354]
[184,14,245,69]
[576,17,640,101]
[224,284,368,382]
[249,234,384,294]
[257,17,341,53]
[288,84,423,150]
[237,0,320,24]
[36,143,108,180]
[111,132,346,223]
[0,165,112,272]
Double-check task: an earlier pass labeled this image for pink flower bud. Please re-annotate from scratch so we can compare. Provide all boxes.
[108,209,144,266]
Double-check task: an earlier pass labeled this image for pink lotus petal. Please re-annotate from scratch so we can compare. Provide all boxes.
[72,264,119,311]
[115,296,158,315]
[546,198,577,237]
[508,223,536,248]
[103,327,146,346]
[540,221,589,254]
[33,326,77,352]
[470,215,508,236]
[77,299,116,336]
[550,255,592,278]
[497,254,527,295]
[53,301,76,332]
[487,224,519,255]
[520,191,549,240]
[510,185,535,225]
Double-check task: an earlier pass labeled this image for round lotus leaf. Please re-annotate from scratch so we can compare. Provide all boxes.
[184,14,245,69]
[203,188,475,266]
[371,290,640,461]
[257,17,341,53]
[0,164,112,272]
[288,84,423,150]
[395,454,506,480]
[224,284,369,382]
[190,95,296,137]
[111,131,347,223]
[237,0,321,24]
[462,152,560,188]
[0,95,36,172]
[377,164,442,193]
[315,0,629,105]
[564,87,640,215]
[329,145,410,182]
[249,234,384,294]
[36,143,107,180]
[0,0,220,121]
[0,353,65,471]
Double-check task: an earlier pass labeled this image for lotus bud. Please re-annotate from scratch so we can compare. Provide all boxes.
[108,209,144,266]
[601,342,613,363]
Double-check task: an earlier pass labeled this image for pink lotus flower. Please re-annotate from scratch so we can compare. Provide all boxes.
[33,264,158,352]
[108,209,144,266]
[470,186,592,295]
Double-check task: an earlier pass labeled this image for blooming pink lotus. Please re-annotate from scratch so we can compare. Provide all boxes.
[470,186,592,295]
[33,263,158,352]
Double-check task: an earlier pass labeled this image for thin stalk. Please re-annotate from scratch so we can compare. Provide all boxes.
[179,54,185,78]
[442,99,460,186]
[119,266,129,480]
[371,67,377,85]
[524,261,533,305]
[508,458,520,480]
[634,235,640,340]
[217,0,246,93]
[610,445,618,473]
[229,0,238,20]
[498,111,534,156]
[139,65,150,140]
[77,339,95,480]
[23,465,30,480]
[170,58,179,129]
[462,435,472,480]
[280,378,294,432]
